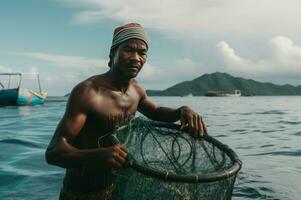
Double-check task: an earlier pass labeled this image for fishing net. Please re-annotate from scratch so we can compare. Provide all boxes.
[111,117,242,200]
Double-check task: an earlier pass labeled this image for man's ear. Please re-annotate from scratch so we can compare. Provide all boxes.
[108,49,115,68]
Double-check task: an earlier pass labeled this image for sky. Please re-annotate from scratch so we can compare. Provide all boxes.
[1,0,301,95]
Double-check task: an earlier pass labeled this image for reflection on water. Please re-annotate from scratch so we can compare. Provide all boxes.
[0,96,301,199]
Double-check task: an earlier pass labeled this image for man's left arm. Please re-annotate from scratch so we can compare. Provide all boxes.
[138,94,207,137]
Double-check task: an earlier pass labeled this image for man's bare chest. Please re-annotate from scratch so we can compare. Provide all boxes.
[88,91,140,127]
[75,92,139,147]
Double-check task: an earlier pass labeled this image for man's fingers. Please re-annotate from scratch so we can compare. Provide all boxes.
[113,153,126,165]
[188,116,194,134]
[180,117,186,129]
[119,146,128,156]
[113,145,128,159]
[118,150,128,159]
[111,159,122,170]
[178,106,207,137]
[193,115,199,138]
[200,117,208,135]
[198,115,204,136]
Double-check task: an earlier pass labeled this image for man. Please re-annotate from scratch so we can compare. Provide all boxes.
[45,23,207,199]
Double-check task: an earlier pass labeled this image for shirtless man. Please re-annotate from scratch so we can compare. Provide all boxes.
[45,23,207,199]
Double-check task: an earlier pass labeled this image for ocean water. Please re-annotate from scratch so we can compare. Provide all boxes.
[0,96,300,200]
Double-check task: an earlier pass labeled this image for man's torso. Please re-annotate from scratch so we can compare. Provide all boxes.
[63,75,143,192]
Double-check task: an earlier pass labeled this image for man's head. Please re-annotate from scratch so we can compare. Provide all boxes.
[110,23,149,51]
[108,23,149,79]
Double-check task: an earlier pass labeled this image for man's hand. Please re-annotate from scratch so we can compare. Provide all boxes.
[100,144,129,170]
[179,106,208,137]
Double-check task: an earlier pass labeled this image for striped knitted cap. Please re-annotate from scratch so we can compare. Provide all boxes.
[111,23,149,50]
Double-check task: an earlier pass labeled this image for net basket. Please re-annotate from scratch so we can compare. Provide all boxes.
[112,117,242,200]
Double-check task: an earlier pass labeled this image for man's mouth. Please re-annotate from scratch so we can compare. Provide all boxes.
[127,65,140,70]
[128,68,139,74]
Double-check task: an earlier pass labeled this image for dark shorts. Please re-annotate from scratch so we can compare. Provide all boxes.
[59,184,116,200]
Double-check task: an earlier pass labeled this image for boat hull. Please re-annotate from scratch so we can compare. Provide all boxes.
[225,94,241,97]
[0,88,18,105]
[0,88,46,106]
[206,90,241,97]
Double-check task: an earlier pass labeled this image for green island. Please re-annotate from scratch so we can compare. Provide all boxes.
[146,72,301,96]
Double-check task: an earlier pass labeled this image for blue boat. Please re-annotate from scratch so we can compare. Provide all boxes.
[0,73,47,106]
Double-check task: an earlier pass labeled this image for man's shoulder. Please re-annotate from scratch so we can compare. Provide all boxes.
[69,75,103,101]
[72,78,94,95]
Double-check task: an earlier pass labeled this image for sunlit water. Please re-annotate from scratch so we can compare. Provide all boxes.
[0,96,300,199]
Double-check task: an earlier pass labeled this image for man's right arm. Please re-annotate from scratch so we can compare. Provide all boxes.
[45,83,128,169]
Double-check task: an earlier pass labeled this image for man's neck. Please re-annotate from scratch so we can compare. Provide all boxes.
[106,71,131,93]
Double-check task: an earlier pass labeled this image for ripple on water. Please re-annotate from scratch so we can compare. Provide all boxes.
[246,150,301,157]
[0,173,27,188]
[1,173,63,200]
[234,172,279,200]
[237,145,255,149]
[260,129,281,133]
[260,144,275,148]
[293,131,301,136]
[255,110,286,115]
[231,129,247,133]
[1,97,301,199]
[0,139,42,149]
[214,134,228,138]
[277,120,301,125]
[234,186,262,199]
[239,112,253,116]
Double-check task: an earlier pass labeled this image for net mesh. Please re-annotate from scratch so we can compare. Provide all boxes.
[112,117,241,200]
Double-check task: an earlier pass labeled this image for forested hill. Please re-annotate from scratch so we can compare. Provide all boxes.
[146,72,301,96]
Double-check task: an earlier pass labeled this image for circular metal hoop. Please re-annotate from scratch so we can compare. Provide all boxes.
[116,119,242,183]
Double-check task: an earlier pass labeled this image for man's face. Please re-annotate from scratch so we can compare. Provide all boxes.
[112,39,148,79]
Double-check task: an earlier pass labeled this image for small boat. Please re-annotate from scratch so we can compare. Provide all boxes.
[0,73,47,106]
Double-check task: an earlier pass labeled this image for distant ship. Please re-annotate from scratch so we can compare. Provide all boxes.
[206,90,241,97]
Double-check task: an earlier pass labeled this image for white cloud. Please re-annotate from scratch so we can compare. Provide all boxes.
[21,52,108,69]
[15,52,110,94]
[138,63,159,81]
[216,36,301,75]
[28,67,38,74]
[0,65,13,73]
[54,0,301,87]
[62,0,301,37]
[21,52,203,86]
[270,36,301,69]
[21,52,110,87]
[0,65,41,74]
[137,58,206,89]
[173,58,205,80]
[216,41,262,71]
[141,58,203,81]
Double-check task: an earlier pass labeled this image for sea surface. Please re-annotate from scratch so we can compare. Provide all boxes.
[0,96,300,200]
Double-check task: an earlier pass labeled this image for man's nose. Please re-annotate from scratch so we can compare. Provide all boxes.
[129,52,140,61]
